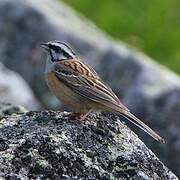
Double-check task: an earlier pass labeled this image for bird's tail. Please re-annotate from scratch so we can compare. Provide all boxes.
[118,111,165,143]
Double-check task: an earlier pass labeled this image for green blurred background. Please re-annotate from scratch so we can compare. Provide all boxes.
[62,0,180,74]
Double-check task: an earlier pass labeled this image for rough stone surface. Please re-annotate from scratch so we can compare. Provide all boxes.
[0,63,40,110]
[0,103,27,117]
[0,0,180,176]
[0,110,178,179]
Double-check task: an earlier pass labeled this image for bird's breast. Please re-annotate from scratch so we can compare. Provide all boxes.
[46,71,101,112]
[46,71,74,102]
[46,71,85,111]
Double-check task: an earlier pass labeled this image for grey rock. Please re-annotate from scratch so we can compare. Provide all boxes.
[0,63,40,110]
[0,0,180,176]
[0,110,178,179]
[0,102,27,117]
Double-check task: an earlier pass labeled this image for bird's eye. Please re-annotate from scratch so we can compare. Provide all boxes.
[62,51,66,56]
[62,50,71,58]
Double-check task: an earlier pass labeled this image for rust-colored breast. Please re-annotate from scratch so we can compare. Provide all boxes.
[46,71,76,107]
[46,70,98,112]
[47,71,62,95]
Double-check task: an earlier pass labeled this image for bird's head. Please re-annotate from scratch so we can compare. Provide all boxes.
[41,41,76,62]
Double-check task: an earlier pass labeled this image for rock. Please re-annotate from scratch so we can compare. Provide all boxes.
[0,0,180,176]
[0,110,178,179]
[0,63,40,110]
[0,103,27,117]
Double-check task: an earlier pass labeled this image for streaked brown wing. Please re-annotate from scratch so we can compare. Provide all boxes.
[53,59,129,112]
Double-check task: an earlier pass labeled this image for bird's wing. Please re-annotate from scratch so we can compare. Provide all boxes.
[53,59,129,112]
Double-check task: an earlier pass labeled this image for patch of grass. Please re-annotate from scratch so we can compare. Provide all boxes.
[62,0,180,74]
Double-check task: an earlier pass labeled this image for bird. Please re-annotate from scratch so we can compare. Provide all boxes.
[41,41,165,143]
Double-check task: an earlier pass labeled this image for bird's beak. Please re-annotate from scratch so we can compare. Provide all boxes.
[40,43,49,50]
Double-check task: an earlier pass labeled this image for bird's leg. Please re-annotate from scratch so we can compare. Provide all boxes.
[79,108,94,121]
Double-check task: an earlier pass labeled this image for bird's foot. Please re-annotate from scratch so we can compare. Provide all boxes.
[68,108,94,121]
[79,108,94,121]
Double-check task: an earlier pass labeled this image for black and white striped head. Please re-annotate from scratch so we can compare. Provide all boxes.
[41,41,76,61]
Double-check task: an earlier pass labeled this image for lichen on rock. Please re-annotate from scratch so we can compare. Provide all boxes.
[0,110,178,179]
